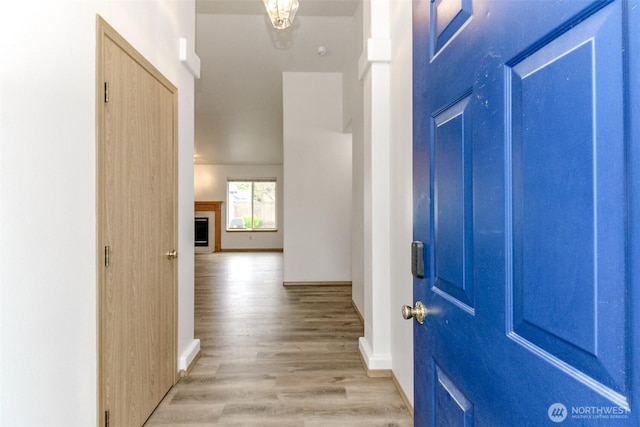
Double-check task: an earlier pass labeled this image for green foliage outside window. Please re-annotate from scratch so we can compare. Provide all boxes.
[244,216,263,228]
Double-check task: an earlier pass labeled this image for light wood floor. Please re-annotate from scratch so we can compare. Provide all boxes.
[145,252,413,426]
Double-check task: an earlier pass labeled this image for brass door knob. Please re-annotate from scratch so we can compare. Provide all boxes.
[166,249,177,259]
[402,301,427,324]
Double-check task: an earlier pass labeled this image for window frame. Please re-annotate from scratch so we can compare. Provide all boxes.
[226,178,278,232]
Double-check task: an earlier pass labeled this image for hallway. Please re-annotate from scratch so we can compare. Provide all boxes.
[145,252,413,426]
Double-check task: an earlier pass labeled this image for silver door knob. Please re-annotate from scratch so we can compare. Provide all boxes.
[402,301,427,324]
[166,249,177,259]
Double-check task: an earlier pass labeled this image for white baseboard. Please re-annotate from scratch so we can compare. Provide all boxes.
[179,338,201,372]
[358,336,392,371]
[283,281,352,287]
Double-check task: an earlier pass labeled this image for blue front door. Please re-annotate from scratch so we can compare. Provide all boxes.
[412,0,640,425]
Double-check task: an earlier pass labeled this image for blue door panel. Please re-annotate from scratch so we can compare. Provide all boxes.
[413,0,433,424]
[413,0,639,425]
[433,95,474,311]
[431,0,473,58]
[434,363,474,427]
[508,4,628,398]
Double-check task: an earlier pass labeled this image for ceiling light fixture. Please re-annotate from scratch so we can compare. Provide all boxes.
[263,0,299,30]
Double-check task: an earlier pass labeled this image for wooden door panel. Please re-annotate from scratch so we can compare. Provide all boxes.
[98,17,177,427]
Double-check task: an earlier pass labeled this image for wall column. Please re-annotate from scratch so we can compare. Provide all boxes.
[358,0,392,371]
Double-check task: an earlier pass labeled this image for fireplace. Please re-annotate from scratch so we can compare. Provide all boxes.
[195,201,222,252]
[194,217,209,247]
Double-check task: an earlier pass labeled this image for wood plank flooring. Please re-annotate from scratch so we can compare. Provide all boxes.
[145,252,413,426]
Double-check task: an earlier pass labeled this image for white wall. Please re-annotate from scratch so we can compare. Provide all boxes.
[283,72,352,283]
[347,0,366,317]
[194,164,284,250]
[358,0,394,373]
[389,0,414,407]
[0,1,197,425]
[355,0,414,409]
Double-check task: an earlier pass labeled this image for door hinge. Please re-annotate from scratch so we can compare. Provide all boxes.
[104,81,109,103]
[104,245,111,267]
[104,410,110,427]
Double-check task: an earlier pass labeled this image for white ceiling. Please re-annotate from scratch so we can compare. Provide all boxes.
[194,0,359,165]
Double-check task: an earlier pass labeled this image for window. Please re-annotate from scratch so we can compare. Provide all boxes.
[227,179,277,231]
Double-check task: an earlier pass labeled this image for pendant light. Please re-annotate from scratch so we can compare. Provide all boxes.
[263,0,299,30]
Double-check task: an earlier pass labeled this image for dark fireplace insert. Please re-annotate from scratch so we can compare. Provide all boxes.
[194,217,209,247]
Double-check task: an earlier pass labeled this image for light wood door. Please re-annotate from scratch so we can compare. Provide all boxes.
[97,16,177,427]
